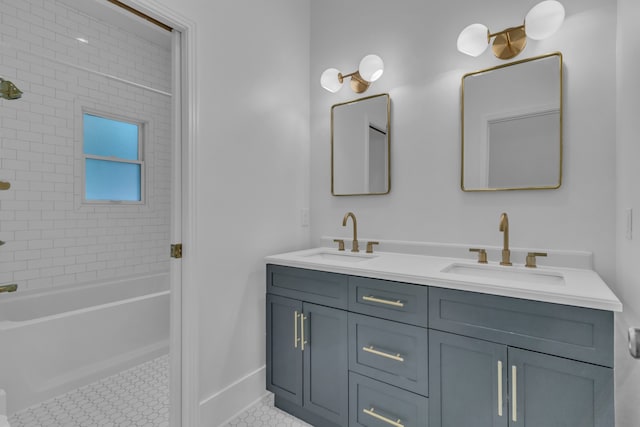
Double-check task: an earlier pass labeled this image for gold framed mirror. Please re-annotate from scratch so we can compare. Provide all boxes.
[461,52,563,191]
[331,93,390,196]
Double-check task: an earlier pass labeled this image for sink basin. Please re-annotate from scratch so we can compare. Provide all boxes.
[302,250,377,263]
[442,263,565,285]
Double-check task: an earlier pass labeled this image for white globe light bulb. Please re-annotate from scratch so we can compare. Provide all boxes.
[358,54,384,82]
[525,0,565,40]
[320,68,343,93]
[457,23,490,57]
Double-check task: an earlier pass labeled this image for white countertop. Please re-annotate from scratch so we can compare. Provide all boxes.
[265,247,623,312]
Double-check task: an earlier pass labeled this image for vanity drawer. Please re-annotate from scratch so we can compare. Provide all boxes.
[349,372,429,427]
[349,276,428,327]
[349,313,428,396]
[267,264,348,309]
[429,287,614,367]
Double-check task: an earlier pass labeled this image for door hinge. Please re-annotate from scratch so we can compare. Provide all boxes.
[170,243,183,259]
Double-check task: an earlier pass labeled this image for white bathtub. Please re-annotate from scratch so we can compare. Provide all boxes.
[0,273,170,415]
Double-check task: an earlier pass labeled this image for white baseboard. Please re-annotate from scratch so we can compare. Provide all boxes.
[199,366,267,427]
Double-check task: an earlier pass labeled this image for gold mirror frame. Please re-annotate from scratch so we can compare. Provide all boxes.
[461,52,563,192]
[331,93,391,196]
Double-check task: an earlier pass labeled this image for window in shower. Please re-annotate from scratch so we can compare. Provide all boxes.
[83,112,145,203]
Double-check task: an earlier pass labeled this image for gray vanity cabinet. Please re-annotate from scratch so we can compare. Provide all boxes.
[267,264,616,427]
[266,294,303,404]
[302,302,349,425]
[266,267,349,427]
[429,330,508,427]
[429,331,614,427]
[508,347,614,427]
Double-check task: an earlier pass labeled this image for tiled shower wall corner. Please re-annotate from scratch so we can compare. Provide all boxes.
[0,0,172,290]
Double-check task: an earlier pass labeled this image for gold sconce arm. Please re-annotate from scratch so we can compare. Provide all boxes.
[457,1,565,60]
[321,55,384,93]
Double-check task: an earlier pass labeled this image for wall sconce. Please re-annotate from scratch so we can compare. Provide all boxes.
[457,0,565,60]
[321,54,384,93]
[0,78,23,100]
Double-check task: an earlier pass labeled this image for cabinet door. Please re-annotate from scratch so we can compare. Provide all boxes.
[303,302,349,426]
[508,348,614,427]
[266,294,303,405]
[429,330,508,427]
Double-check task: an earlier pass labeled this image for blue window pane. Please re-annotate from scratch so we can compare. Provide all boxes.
[85,159,141,201]
[83,114,139,160]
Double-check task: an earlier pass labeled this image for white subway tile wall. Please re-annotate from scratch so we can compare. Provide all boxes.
[0,0,172,290]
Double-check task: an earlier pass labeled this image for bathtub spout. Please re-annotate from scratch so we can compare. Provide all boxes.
[0,284,17,293]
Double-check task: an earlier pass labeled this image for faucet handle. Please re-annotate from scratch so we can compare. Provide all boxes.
[333,239,345,251]
[469,248,488,264]
[366,241,379,254]
[525,252,547,268]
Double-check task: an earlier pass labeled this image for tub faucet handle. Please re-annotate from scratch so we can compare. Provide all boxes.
[0,284,17,293]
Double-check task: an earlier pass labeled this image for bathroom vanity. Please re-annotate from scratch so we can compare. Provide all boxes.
[265,247,621,427]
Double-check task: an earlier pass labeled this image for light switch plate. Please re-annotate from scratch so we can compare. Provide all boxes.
[629,327,640,359]
[300,208,310,227]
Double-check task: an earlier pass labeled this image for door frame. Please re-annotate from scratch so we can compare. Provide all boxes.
[117,1,200,426]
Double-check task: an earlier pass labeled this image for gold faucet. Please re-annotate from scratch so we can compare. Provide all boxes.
[0,284,17,293]
[499,212,512,266]
[342,212,359,253]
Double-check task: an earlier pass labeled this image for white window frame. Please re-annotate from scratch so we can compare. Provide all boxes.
[81,110,146,205]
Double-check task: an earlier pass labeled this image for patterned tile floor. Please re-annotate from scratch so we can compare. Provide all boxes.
[225,394,311,427]
[8,354,169,427]
[8,355,308,427]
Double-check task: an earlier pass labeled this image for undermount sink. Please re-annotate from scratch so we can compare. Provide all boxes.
[302,250,377,263]
[442,263,565,285]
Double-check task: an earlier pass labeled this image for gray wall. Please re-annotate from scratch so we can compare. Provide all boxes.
[151,0,312,425]
[310,0,632,423]
[310,0,616,282]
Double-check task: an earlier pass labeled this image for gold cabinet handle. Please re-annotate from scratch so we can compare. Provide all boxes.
[294,311,299,348]
[512,365,517,422]
[300,314,307,351]
[363,408,404,427]
[362,295,404,308]
[362,345,404,362]
[497,360,503,417]
[0,181,10,191]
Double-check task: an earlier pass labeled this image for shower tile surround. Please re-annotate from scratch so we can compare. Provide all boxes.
[0,0,172,290]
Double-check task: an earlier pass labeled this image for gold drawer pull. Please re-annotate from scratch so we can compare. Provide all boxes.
[512,365,517,422]
[294,311,299,348]
[362,295,405,308]
[363,407,404,427]
[497,360,503,417]
[300,314,307,351]
[362,345,404,362]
